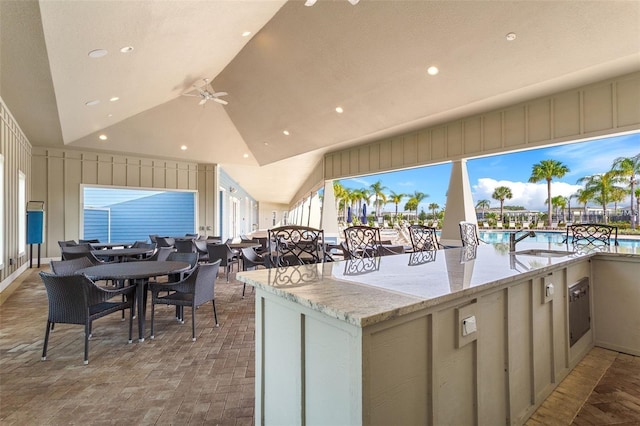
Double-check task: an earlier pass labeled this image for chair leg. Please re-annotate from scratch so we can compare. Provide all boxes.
[191,306,196,342]
[212,299,219,327]
[150,297,156,340]
[84,322,90,365]
[128,305,133,344]
[242,283,246,298]
[42,320,52,360]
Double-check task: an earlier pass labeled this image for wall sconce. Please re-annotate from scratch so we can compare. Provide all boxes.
[229,186,238,193]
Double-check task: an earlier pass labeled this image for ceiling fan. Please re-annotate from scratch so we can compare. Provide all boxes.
[183,78,228,106]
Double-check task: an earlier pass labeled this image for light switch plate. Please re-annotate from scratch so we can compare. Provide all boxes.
[456,302,478,348]
[543,274,554,304]
[462,316,477,336]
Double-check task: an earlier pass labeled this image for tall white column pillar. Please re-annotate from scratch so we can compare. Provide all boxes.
[320,181,339,241]
[440,159,477,247]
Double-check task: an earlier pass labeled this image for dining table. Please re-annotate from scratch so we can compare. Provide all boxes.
[90,242,133,250]
[91,247,154,262]
[77,260,190,341]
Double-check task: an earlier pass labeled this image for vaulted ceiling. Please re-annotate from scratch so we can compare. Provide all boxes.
[2,1,639,204]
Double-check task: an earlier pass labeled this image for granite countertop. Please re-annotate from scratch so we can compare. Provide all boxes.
[236,242,638,328]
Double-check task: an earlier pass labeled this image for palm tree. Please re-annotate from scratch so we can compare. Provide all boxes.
[333,181,348,221]
[575,188,590,222]
[548,195,567,223]
[491,186,512,222]
[611,153,640,229]
[475,199,490,219]
[428,202,439,219]
[577,172,616,224]
[529,159,570,227]
[369,180,387,217]
[410,191,428,221]
[387,191,405,223]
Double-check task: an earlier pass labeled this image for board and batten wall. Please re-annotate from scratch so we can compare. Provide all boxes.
[324,72,640,180]
[0,97,32,288]
[30,146,221,258]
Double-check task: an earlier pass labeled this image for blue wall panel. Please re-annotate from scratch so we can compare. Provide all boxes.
[83,188,196,242]
[84,209,109,242]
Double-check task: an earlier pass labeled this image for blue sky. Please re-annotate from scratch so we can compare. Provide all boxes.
[338,132,639,213]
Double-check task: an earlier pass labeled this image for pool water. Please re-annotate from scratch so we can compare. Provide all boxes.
[478,230,640,254]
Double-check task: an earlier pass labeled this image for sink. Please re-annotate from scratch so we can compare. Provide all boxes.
[514,249,575,258]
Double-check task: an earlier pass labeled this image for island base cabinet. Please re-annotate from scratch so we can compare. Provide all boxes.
[592,257,640,356]
[254,261,590,425]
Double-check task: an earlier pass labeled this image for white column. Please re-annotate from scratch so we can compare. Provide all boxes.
[440,159,477,247]
[320,181,339,240]
[309,191,322,229]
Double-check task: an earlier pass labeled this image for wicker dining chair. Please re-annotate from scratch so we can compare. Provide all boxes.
[50,257,93,275]
[149,260,222,342]
[39,272,135,364]
[207,243,240,282]
[240,247,266,297]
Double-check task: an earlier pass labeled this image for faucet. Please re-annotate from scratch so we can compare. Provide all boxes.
[509,229,536,252]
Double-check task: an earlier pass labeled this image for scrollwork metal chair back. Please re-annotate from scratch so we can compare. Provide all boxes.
[268,226,325,266]
[343,226,381,259]
[565,223,618,246]
[343,257,381,275]
[269,264,322,287]
[408,250,437,266]
[459,222,480,247]
[408,225,440,251]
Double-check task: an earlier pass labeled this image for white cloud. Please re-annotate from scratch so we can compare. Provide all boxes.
[472,178,583,211]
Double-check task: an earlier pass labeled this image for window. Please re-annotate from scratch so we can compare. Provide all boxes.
[81,186,196,242]
[18,171,26,256]
[0,154,4,268]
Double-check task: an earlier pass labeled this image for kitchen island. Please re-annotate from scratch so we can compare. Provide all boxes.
[237,242,639,425]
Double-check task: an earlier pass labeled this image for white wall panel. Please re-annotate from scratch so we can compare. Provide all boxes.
[325,72,640,180]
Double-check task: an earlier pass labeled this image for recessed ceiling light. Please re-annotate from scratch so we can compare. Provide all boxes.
[335,106,344,114]
[427,66,439,76]
[304,0,317,6]
[88,49,107,58]
[283,130,290,136]
[242,31,251,37]
[109,97,119,102]
[107,114,113,117]
[264,142,269,146]
[506,32,517,41]
[243,153,249,158]
[85,100,100,106]
[120,46,134,53]
[180,145,187,151]
[98,134,108,141]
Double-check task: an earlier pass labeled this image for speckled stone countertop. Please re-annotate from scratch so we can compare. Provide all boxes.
[236,242,639,328]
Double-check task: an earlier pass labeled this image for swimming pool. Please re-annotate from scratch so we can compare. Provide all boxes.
[478,230,640,254]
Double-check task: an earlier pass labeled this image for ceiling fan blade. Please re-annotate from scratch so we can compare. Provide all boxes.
[198,98,207,106]
[182,93,200,97]
[211,91,228,97]
[213,98,228,105]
